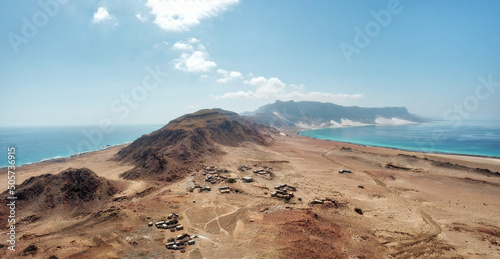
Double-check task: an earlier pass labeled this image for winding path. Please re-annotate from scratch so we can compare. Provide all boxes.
[321,148,442,252]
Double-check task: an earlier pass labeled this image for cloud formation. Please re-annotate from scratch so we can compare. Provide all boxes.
[171,38,361,104]
[216,69,243,83]
[213,76,364,104]
[172,42,194,51]
[135,13,148,22]
[145,0,239,31]
[92,7,113,23]
[172,38,216,73]
[175,51,216,73]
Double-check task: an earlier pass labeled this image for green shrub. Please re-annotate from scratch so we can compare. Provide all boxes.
[226,178,236,183]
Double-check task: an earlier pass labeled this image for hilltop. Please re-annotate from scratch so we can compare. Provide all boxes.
[0,167,119,225]
[117,109,275,180]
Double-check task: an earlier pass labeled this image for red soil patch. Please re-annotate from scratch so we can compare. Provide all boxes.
[262,209,347,259]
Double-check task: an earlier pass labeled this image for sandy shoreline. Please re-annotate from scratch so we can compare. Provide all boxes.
[297,129,500,162]
[3,124,497,172]
[4,137,499,173]
[2,137,498,189]
[1,133,499,258]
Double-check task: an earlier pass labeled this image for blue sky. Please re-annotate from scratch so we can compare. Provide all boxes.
[1,0,499,126]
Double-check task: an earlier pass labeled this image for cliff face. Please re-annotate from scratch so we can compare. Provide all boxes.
[243,100,425,128]
[117,109,275,180]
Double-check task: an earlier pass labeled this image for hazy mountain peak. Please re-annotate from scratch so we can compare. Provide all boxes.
[243,100,424,128]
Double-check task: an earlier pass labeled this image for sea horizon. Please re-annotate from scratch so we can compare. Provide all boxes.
[0,124,163,168]
[2,120,499,169]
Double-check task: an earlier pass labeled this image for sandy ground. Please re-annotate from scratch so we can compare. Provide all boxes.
[1,133,499,258]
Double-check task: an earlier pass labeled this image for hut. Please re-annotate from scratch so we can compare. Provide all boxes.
[242,176,253,183]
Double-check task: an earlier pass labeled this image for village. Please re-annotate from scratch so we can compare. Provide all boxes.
[147,162,355,255]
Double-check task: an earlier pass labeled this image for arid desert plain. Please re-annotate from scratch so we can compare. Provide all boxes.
[1,132,500,258]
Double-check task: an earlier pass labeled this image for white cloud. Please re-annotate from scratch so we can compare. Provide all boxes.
[246,77,286,96]
[212,76,364,104]
[92,7,113,23]
[135,13,148,22]
[172,42,194,51]
[197,43,206,51]
[188,38,200,44]
[216,69,243,83]
[174,51,217,73]
[214,77,285,99]
[145,0,239,31]
[172,38,217,73]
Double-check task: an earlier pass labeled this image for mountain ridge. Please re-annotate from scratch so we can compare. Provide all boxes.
[242,100,425,128]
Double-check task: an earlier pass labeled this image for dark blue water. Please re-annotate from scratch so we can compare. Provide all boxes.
[299,120,500,158]
[0,125,162,168]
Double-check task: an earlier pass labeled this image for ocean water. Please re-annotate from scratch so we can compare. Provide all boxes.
[299,120,500,158]
[0,124,162,168]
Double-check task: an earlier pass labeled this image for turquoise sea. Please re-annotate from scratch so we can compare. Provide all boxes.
[0,125,162,168]
[2,121,499,168]
[299,120,500,158]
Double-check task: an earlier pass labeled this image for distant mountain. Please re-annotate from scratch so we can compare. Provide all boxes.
[117,109,275,180]
[242,100,425,128]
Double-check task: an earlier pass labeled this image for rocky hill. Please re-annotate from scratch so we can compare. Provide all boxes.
[243,100,425,128]
[117,109,275,180]
[0,167,118,222]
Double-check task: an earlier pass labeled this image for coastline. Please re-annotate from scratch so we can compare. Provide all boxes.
[0,124,162,169]
[296,124,500,160]
[3,126,498,175]
[0,143,132,192]
[5,120,498,169]
[0,142,131,170]
[300,134,500,161]
[2,130,498,187]
[289,134,500,173]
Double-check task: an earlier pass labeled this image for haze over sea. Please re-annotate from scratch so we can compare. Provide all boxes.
[299,120,500,158]
[0,125,161,168]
